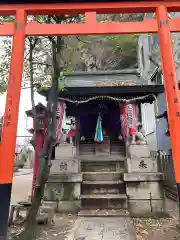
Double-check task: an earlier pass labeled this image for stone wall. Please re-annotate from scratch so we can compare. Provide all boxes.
[124,143,166,217]
[44,143,82,213]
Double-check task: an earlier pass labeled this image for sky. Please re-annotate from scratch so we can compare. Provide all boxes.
[0,88,46,146]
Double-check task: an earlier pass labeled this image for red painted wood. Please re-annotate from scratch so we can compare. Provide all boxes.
[0,10,26,184]
[0,2,180,15]
[157,6,180,183]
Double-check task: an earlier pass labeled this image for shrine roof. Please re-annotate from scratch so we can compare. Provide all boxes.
[61,69,144,87]
[39,70,164,100]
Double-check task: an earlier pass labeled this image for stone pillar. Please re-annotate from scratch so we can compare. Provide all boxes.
[123,143,166,217]
[44,142,82,213]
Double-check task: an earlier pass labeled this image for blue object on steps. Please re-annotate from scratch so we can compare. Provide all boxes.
[94,114,103,143]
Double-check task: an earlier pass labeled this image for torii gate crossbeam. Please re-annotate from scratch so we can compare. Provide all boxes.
[0,1,180,239]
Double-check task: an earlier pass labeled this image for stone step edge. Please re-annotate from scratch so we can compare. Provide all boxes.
[81,194,127,199]
[80,158,125,160]
[78,210,129,217]
[83,171,122,174]
[80,159,125,162]
[123,172,164,182]
[82,180,123,185]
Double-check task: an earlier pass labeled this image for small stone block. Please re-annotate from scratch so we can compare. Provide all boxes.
[55,143,74,159]
[129,144,150,158]
[123,173,164,182]
[50,158,79,174]
[44,182,81,202]
[57,200,81,213]
[126,181,164,199]
[128,199,166,217]
[129,157,158,173]
[48,173,82,183]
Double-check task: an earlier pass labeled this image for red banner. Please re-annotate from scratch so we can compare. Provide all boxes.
[120,104,136,139]
[126,104,136,136]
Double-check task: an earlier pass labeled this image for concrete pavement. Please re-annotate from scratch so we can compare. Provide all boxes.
[68,217,137,240]
[11,171,32,205]
[14,168,33,176]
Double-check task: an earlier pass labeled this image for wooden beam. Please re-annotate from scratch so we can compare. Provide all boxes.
[170,18,180,32]
[0,23,14,36]
[0,1,180,16]
[25,20,158,36]
[1,18,180,36]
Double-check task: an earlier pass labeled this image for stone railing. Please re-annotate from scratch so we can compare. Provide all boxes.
[151,150,176,192]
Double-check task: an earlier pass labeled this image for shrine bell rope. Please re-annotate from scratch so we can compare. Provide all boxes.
[58,94,159,116]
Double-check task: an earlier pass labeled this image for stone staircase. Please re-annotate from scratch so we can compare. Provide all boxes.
[45,140,166,217]
[78,142,95,155]
[78,140,129,216]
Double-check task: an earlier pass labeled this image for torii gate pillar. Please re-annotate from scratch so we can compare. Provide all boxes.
[0,9,26,239]
[156,6,180,201]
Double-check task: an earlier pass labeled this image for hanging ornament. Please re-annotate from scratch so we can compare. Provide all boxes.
[94,112,103,143]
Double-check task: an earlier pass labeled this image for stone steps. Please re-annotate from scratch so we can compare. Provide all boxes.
[79,140,125,156]
[81,198,127,210]
[79,155,125,161]
[110,141,125,156]
[81,194,127,199]
[79,142,95,155]
[82,180,123,185]
[79,141,127,213]
[81,161,125,172]
[81,182,126,194]
[81,171,127,210]
[83,171,122,181]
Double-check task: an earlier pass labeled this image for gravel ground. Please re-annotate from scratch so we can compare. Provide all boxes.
[133,199,180,240]
[38,200,180,240]
[37,214,77,240]
[9,200,180,240]
[36,199,180,240]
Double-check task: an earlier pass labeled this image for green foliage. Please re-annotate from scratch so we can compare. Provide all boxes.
[0,81,7,94]
[0,16,14,22]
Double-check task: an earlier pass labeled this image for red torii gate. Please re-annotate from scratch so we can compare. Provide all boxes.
[0,1,180,238]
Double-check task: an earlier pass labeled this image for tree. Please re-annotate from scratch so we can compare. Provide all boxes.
[77,35,138,71]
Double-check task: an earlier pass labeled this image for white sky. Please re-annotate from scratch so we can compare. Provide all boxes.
[0,88,46,145]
